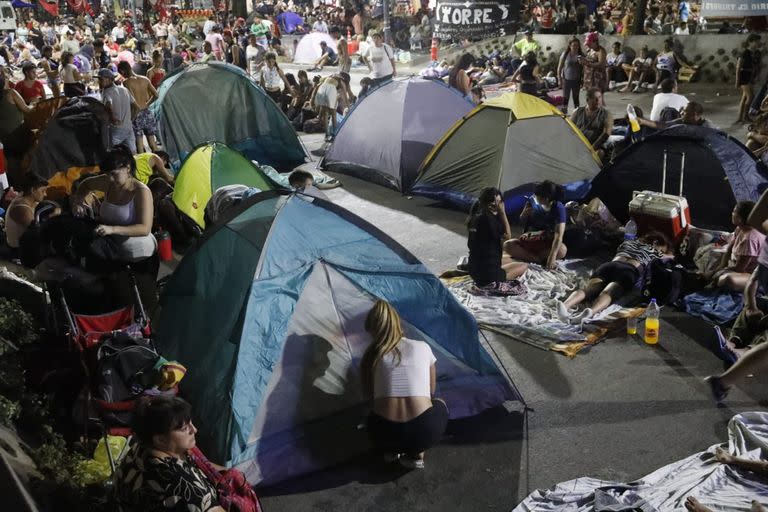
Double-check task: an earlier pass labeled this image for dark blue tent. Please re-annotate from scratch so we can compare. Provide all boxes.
[11,0,35,7]
[277,11,303,33]
[591,124,768,230]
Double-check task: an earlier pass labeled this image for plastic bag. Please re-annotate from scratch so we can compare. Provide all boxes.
[76,435,128,485]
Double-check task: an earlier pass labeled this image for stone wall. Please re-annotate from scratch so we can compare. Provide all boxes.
[443,34,766,84]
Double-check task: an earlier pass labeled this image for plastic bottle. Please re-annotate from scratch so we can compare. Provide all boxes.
[624,218,637,240]
[627,104,641,133]
[644,299,660,345]
[626,315,638,335]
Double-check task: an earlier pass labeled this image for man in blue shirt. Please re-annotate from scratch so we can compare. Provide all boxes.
[678,1,690,23]
[309,41,338,71]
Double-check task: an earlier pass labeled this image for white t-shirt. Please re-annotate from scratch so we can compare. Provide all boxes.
[102,84,134,130]
[312,21,329,33]
[111,26,125,40]
[649,92,689,121]
[203,20,216,35]
[364,43,394,79]
[373,338,436,399]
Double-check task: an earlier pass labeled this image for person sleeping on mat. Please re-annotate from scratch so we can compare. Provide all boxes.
[557,231,673,324]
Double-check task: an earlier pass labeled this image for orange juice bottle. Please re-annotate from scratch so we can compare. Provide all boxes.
[644,299,660,345]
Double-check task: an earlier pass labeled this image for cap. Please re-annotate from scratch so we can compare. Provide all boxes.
[523,28,533,35]
[97,68,115,79]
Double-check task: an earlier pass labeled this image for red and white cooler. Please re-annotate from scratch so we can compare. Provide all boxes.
[628,150,691,244]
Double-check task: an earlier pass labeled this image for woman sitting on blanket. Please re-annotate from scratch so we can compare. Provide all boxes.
[466,187,528,295]
[505,180,568,270]
[706,200,763,292]
[557,231,672,324]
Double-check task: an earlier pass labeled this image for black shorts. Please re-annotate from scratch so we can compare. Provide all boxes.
[367,399,448,454]
[657,68,674,82]
[593,261,641,291]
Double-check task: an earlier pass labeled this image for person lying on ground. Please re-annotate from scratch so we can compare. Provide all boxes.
[360,300,448,470]
[70,146,157,263]
[5,173,48,258]
[505,180,568,270]
[706,201,763,291]
[115,395,259,512]
[558,231,673,324]
[288,169,314,189]
[466,187,528,295]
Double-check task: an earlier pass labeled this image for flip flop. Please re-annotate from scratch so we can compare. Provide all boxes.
[714,325,737,365]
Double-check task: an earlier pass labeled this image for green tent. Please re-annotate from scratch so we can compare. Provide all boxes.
[171,142,277,229]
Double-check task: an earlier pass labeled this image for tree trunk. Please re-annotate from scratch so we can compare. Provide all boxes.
[231,0,246,18]
[633,0,646,35]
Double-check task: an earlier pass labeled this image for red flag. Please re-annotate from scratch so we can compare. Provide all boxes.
[38,0,59,16]
[66,0,85,13]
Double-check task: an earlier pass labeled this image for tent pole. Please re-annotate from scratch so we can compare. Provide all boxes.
[382,0,392,45]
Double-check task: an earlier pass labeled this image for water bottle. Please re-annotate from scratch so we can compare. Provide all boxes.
[643,299,660,345]
[624,218,637,240]
[627,104,641,134]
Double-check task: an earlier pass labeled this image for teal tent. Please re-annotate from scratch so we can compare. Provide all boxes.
[153,190,522,485]
[151,62,306,171]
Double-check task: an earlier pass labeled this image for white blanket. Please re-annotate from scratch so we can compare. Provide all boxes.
[513,411,768,512]
[448,263,623,338]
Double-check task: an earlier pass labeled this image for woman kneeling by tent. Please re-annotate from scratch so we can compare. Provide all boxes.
[361,300,448,470]
[115,396,262,512]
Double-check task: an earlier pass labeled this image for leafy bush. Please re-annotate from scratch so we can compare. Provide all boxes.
[0,298,39,356]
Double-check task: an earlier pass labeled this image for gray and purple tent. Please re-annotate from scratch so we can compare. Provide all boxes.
[322,77,475,192]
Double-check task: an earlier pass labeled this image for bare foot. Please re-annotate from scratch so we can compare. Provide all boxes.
[714,446,734,464]
[685,496,713,512]
[619,87,629,93]
[752,500,766,512]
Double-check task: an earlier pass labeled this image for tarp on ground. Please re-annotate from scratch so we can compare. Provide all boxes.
[323,77,475,192]
[412,92,602,212]
[153,189,522,486]
[514,411,768,511]
[28,96,110,198]
[150,62,306,171]
[591,124,768,230]
[171,142,279,229]
[293,32,337,64]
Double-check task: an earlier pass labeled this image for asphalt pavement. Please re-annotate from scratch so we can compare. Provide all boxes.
[257,76,768,511]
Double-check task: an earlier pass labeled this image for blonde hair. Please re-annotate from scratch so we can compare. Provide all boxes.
[360,300,404,397]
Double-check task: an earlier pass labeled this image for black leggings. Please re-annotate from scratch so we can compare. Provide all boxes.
[563,79,580,112]
[367,399,448,454]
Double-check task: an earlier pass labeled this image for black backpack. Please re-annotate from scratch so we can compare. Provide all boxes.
[93,333,160,425]
[644,259,684,305]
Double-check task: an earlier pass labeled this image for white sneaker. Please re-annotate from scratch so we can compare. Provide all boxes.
[570,308,594,325]
[609,80,616,90]
[556,301,572,323]
[641,82,649,88]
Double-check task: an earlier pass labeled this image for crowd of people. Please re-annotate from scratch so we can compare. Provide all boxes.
[3,0,768,509]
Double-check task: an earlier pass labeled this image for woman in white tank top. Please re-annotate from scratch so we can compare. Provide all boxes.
[70,146,157,262]
[360,300,448,470]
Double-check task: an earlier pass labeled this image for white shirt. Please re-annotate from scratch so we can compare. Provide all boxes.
[649,92,689,121]
[312,20,329,33]
[364,43,394,79]
[373,338,436,399]
[674,26,690,35]
[153,22,168,38]
[111,26,125,40]
[102,84,134,130]
[203,20,216,35]
[61,38,80,55]
[260,65,283,90]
